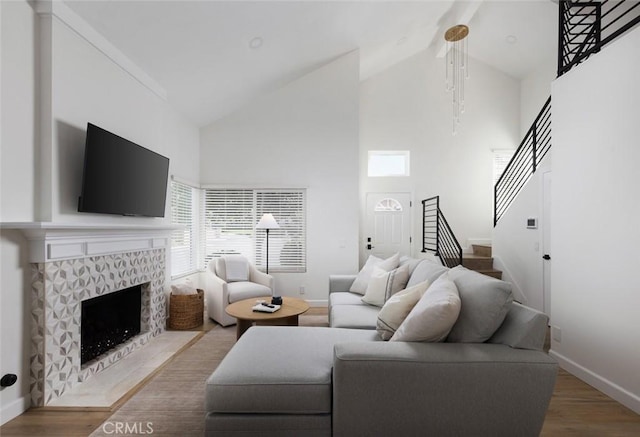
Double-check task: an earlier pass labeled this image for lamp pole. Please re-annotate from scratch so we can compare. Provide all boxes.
[265,228,270,274]
[256,213,279,275]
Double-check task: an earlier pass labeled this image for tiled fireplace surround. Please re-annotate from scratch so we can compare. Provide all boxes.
[15,224,172,406]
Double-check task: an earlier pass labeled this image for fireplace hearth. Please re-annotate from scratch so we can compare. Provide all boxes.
[81,284,143,365]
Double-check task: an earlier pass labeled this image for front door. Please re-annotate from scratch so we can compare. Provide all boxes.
[364,192,412,260]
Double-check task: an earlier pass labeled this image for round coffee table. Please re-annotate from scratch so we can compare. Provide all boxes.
[225,296,310,339]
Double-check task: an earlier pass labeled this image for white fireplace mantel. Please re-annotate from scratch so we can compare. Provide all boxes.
[1,222,178,263]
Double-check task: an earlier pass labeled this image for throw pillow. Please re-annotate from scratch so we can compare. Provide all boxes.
[349,253,400,295]
[446,266,514,343]
[361,264,410,307]
[171,281,198,296]
[390,273,461,343]
[376,280,431,340]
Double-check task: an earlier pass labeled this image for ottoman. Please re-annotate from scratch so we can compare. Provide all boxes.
[205,326,380,437]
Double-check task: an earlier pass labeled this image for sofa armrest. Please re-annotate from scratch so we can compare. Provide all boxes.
[332,342,557,437]
[249,264,275,292]
[329,275,357,293]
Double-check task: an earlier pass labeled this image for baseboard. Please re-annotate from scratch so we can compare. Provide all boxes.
[305,299,328,307]
[549,349,640,414]
[0,395,29,426]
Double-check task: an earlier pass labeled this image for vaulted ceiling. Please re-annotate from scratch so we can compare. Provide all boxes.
[65,1,558,127]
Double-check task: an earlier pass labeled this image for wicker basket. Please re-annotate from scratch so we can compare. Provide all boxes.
[169,288,204,330]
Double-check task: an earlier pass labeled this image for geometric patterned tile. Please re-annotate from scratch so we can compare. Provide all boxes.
[30,249,166,406]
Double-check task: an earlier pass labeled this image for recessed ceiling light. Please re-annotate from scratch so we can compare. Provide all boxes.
[505,35,517,44]
[249,37,263,49]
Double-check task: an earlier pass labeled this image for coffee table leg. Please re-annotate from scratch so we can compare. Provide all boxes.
[236,319,253,339]
[284,315,299,326]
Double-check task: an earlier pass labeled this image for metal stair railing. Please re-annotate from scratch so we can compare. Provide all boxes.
[558,0,640,77]
[422,196,463,268]
[494,97,551,226]
[495,1,639,226]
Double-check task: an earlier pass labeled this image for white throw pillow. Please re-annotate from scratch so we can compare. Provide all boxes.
[171,281,198,296]
[349,253,400,295]
[361,264,410,307]
[390,273,461,342]
[376,280,431,340]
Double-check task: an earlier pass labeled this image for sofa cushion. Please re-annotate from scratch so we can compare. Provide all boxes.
[376,280,431,340]
[206,326,380,414]
[391,273,461,342]
[405,259,448,288]
[330,304,380,330]
[399,256,423,276]
[361,264,410,307]
[446,266,514,343]
[349,253,400,295]
[227,281,272,303]
[330,291,367,307]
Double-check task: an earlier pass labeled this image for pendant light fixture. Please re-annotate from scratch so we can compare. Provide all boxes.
[444,24,469,135]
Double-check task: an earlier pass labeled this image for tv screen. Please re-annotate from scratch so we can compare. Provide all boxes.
[78,123,170,217]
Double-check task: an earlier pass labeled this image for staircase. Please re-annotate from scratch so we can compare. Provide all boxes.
[462,245,502,280]
[422,197,502,279]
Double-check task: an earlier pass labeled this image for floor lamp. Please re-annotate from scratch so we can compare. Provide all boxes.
[256,213,280,274]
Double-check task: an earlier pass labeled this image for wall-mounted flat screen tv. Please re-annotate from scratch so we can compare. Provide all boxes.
[78,123,170,217]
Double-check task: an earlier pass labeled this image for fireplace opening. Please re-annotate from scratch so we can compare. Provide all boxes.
[81,284,142,365]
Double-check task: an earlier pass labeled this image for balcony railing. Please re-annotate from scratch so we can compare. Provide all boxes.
[559,0,640,76]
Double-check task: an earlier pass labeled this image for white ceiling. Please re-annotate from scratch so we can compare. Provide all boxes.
[64,1,558,127]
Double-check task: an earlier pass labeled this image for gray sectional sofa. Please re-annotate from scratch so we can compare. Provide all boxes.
[205,257,558,437]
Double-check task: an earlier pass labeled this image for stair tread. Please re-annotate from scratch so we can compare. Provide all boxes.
[463,254,493,260]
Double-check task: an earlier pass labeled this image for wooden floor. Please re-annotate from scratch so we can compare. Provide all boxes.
[2,307,639,436]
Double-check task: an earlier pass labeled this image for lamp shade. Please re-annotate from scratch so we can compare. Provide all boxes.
[256,213,280,230]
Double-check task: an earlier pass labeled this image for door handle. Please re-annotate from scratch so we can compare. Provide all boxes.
[367,244,374,250]
[542,254,551,260]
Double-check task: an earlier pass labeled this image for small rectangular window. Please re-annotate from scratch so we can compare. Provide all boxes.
[368,151,410,177]
[493,149,515,186]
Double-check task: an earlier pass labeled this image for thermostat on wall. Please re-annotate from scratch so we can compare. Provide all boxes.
[527,217,538,229]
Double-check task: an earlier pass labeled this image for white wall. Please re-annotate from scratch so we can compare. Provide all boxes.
[519,48,556,139]
[49,14,200,224]
[550,26,640,414]
[359,47,520,262]
[493,156,551,309]
[199,51,360,305]
[1,0,38,425]
[0,1,200,424]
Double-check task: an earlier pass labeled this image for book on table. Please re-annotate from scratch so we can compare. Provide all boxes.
[252,303,281,313]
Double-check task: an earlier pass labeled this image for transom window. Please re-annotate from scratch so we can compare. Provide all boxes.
[368,151,410,177]
[374,198,403,212]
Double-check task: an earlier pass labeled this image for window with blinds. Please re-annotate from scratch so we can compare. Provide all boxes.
[170,180,199,278]
[493,149,515,186]
[201,189,306,273]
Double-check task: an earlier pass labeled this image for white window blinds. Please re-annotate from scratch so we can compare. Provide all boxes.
[201,189,254,268]
[201,188,306,273]
[493,150,515,186]
[256,190,306,273]
[170,180,198,278]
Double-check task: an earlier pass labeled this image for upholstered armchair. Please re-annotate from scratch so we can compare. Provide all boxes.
[204,255,275,326]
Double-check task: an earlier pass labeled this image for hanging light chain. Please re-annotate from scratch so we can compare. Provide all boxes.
[444,25,469,135]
